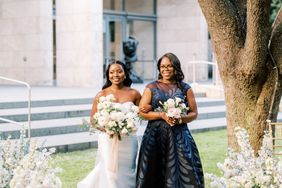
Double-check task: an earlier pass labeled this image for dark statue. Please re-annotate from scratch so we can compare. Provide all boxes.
[123,36,143,83]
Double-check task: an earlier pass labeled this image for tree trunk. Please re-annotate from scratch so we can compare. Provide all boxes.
[198,0,282,153]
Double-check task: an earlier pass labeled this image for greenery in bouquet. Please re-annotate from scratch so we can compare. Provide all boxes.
[206,127,282,188]
[90,94,140,140]
[156,97,189,119]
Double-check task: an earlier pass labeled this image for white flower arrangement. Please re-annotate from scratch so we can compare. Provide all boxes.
[91,94,140,140]
[0,129,62,188]
[206,127,282,188]
[157,97,189,119]
[9,142,62,188]
[0,129,28,188]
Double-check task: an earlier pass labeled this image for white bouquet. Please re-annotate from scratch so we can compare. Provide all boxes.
[157,97,189,119]
[91,94,139,140]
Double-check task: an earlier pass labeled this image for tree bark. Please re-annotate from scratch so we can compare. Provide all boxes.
[198,0,282,153]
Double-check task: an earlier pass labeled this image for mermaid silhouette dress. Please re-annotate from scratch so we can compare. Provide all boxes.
[77,102,138,188]
[136,81,204,188]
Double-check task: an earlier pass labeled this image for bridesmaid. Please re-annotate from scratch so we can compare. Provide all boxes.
[136,53,204,188]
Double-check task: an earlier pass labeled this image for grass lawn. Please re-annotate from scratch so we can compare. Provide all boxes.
[53,148,97,188]
[53,129,228,188]
[193,129,228,176]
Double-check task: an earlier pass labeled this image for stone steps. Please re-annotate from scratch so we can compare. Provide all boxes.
[0,98,93,109]
[0,104,226,123]
[0,104,91,122]
[0,98,225,123]
[1,85,281,152]
[0,95,228,152]
[7,94,281,153]
[0,116,89,139]
[0,98,224,121]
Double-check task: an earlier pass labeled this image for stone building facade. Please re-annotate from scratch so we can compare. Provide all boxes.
[0,0,209,87]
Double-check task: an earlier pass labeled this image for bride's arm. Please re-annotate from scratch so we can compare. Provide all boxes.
[90,98,98,123]
[131,88,152,112]
[90,92,106,132]
[139,88,164,120]
[133,89,141,106]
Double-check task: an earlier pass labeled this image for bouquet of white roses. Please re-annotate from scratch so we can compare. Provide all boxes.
[157,97,189,119]
[91,94,139,140]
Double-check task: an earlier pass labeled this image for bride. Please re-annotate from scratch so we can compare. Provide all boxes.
[77,60,147,188]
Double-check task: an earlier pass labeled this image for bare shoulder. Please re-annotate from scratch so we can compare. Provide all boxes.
[126,87,141,96]
[94,90,107,100]
[98,90,107,96]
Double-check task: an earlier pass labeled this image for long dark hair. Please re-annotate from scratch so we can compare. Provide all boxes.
[102,60,132,89]
[157,52,185,82]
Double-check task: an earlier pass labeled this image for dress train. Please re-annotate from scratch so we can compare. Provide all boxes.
[77,133,138,188]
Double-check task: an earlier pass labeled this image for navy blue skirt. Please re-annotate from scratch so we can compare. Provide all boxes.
[136,120,204,188]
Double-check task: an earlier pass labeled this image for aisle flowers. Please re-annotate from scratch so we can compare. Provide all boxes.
[90,94,139,140]
[0,130,62,188]
[157,97,189,119]
[206,127,282,188]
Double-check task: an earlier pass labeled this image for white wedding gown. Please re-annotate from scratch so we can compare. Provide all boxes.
[77,128,138,188]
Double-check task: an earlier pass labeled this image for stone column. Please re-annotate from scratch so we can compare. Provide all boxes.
[56,0,103,87]
[157,0,209,82]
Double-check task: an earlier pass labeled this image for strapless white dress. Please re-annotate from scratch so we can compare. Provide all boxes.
[77,102,138,188]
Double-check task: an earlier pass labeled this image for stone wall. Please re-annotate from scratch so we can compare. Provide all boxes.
[0,0,208,87]
[157,0,209,83]
[0,0,53,86]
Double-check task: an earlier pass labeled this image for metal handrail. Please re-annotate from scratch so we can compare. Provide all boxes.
[187,60,221,86]
[0,76,31,140]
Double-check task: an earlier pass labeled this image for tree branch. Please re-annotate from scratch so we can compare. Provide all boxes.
[198,0,245,59]
[245,0,271,57]
[230,0,247,40]
[272,5,282,30]
[270,6,282,74]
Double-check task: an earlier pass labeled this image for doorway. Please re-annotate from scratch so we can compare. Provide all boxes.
[103,15,126,71]
[103,12,157,81]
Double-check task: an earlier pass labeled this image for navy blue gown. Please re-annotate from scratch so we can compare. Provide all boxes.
[136,81,204,188]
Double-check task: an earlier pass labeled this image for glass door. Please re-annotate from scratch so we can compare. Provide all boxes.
[103,12,157,81]
[103,15,126,72]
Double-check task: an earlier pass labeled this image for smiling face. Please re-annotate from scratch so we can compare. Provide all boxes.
[108,63,126,85]
[159,57,175,81]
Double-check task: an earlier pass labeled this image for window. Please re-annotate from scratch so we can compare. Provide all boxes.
[125,0,155,15]
[103,0,123,11]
